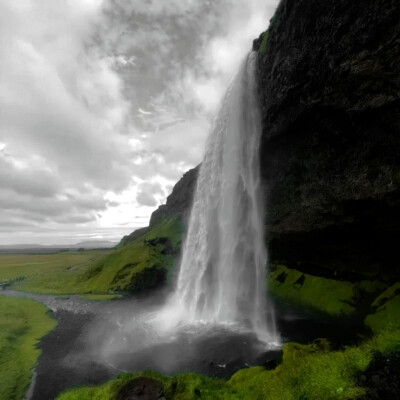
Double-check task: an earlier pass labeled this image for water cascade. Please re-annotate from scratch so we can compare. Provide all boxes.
[172,52,278,344]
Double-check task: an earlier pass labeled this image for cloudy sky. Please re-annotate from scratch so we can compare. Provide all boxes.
[0,0,278,246]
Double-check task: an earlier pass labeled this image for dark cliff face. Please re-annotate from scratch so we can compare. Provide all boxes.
[149,166,199,226]
[255,0,400,278]
[119,167,198,247]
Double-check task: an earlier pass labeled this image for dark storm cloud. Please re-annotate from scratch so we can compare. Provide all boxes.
[0,154,60,198]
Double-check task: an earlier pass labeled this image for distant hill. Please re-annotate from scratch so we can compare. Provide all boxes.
[73,240,118,249]
[0,240,117,254]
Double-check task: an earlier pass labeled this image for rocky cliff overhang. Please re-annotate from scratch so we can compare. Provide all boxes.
[255,0,400,278]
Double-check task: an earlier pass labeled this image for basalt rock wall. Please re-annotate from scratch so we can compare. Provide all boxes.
[149,166,199,227]
[254,0,400,279]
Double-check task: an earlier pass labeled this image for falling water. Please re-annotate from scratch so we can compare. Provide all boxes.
[173,52,278,344]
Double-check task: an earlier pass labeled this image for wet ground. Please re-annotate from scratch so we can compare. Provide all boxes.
[2,290,362,400]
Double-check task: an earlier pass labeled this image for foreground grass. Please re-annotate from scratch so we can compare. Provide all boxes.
[2,218,182,296]
[56,327,400,400]
[0,295,56,400]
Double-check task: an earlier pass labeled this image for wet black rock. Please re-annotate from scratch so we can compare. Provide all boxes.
[358,352,400,399]
[150,166,199,226]
[255,0,400,280]
[117,377,165,400]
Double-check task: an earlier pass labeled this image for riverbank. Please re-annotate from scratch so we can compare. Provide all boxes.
[0,295,56,400]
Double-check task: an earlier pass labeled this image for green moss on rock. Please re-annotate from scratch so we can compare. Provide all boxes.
[269,265,354,317]
[365,293,400,335]
[259,31,269,54]
[268,265,386,318]
[371,282,400,309]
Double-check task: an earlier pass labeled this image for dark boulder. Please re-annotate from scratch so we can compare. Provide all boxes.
[117,377,165,400]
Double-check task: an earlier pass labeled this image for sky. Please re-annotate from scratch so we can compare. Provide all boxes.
[0,0,278,246]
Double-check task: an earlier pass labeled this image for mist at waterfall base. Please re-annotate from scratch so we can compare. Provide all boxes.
[90,52,280,375]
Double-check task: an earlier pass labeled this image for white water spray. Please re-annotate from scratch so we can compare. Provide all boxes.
[164,52,278,345]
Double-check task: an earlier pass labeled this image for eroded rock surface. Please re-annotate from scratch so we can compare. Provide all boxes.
[150,166,199,226]
[255,0,400,279]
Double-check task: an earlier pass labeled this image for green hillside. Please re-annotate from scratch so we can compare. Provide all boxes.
[4,218,183,297]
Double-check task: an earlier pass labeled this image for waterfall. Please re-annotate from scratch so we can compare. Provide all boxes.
[172,52,278,344]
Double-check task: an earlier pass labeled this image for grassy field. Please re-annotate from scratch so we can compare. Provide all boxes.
[0,295,56,400]
[0,218,183,296]
[0,250,112,295]
[0,250,111,282]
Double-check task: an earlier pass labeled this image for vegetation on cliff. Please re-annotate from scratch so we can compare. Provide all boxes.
[365,283,400,334]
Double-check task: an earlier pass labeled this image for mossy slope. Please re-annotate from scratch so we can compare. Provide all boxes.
[9,218,183,296]
[268,264,386,318]
[0,295,56,400]
[365,282,400,334]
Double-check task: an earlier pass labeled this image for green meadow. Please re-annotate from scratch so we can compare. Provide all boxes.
[0,218,182,297]
[0,295,56,400]
[0,250,112,297]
